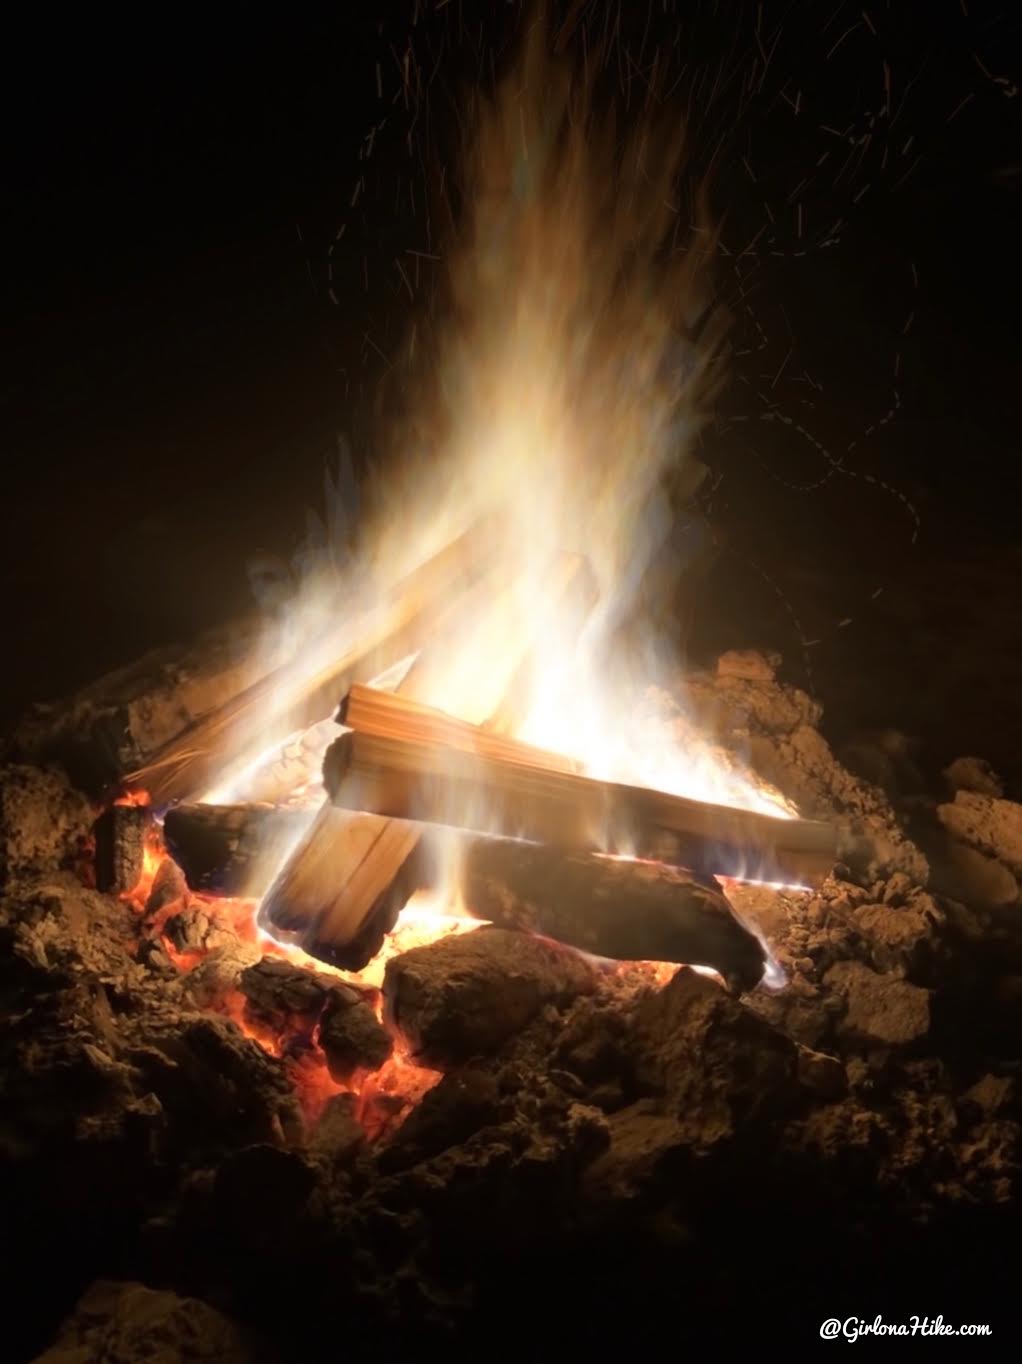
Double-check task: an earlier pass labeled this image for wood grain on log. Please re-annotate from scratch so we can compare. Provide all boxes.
[260,805,424,969]
[338,684,581,773]
[124,522,496,806]
[324,730,837,888]
[459,836,767,991]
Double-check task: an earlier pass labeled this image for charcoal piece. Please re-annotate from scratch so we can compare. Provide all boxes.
[383,927,597,1068]
[629,967,800,1135]
[238,955,374,1032]
[0,764,92,888]
[312,1092,366,1165]
[164,907,211,954]
[318,992,392,1081]
[823,960,931,1047]
[94,804,150,894]
[143,855,188,918]
[379,1068,501,1173]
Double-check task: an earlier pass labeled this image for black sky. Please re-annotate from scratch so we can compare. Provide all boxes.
[3,2,1021,749]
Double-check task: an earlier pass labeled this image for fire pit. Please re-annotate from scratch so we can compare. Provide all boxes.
[4,631,1019,1356]
[3,7,1019,1360]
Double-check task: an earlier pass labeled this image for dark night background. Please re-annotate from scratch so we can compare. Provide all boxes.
[3,2,1021,776]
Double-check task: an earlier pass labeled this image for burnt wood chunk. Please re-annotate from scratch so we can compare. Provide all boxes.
[319,995,393,1081]
[461,836,767,992]
[238,956,376,1031]
[94,803,150,894]
[382,927,597,1068]
[8,620,264,794]
[162,802,311,896]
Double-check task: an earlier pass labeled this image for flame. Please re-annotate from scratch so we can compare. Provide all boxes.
[108,18,816,1139]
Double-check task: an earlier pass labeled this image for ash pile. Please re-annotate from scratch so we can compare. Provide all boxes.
[2,641,1019,1361]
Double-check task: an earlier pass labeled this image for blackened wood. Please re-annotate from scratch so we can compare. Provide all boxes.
[94,804,150,894]
[324,730,837,889]
[318,991,393,1081]
[461,836,766,991]
[162,802,311,896]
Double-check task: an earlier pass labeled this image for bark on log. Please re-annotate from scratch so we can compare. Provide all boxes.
[94,803,151,894]
[382,926,597,1068]
[459,836,767,992]
[324,730,837,888]
[124,522,496,806]
[162,802,312,896]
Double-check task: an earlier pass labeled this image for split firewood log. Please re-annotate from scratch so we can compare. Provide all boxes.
[260,553,591,968]
[323,729,837,889]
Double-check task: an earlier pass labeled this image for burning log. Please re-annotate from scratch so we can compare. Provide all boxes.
[262,805,424,969]
[162,802,311,896]
[338,683,583,772]
[260,557,589,967]
[323,730,837,888]
[94,802,151,894]
[124,523,496,806]
[459,836,767,992]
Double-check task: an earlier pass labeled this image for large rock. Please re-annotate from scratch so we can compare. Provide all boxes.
[940,841,1019,911]
[0,765,92,889]
[823,960,930,1047]
[937,791,1022,874]
[383,927,596,1068]
[30,1280,262,1364]
[943,756,1004,799]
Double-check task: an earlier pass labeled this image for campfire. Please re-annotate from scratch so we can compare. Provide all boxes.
[88,510,838,1127]
[3,8,1019,1359]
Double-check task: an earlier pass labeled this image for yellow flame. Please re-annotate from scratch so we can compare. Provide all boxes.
[227,19,798,972]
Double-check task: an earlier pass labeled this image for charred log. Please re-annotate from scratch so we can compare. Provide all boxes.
[94,803,150,894]
[162,802,311,896]
[460,836,767,992]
